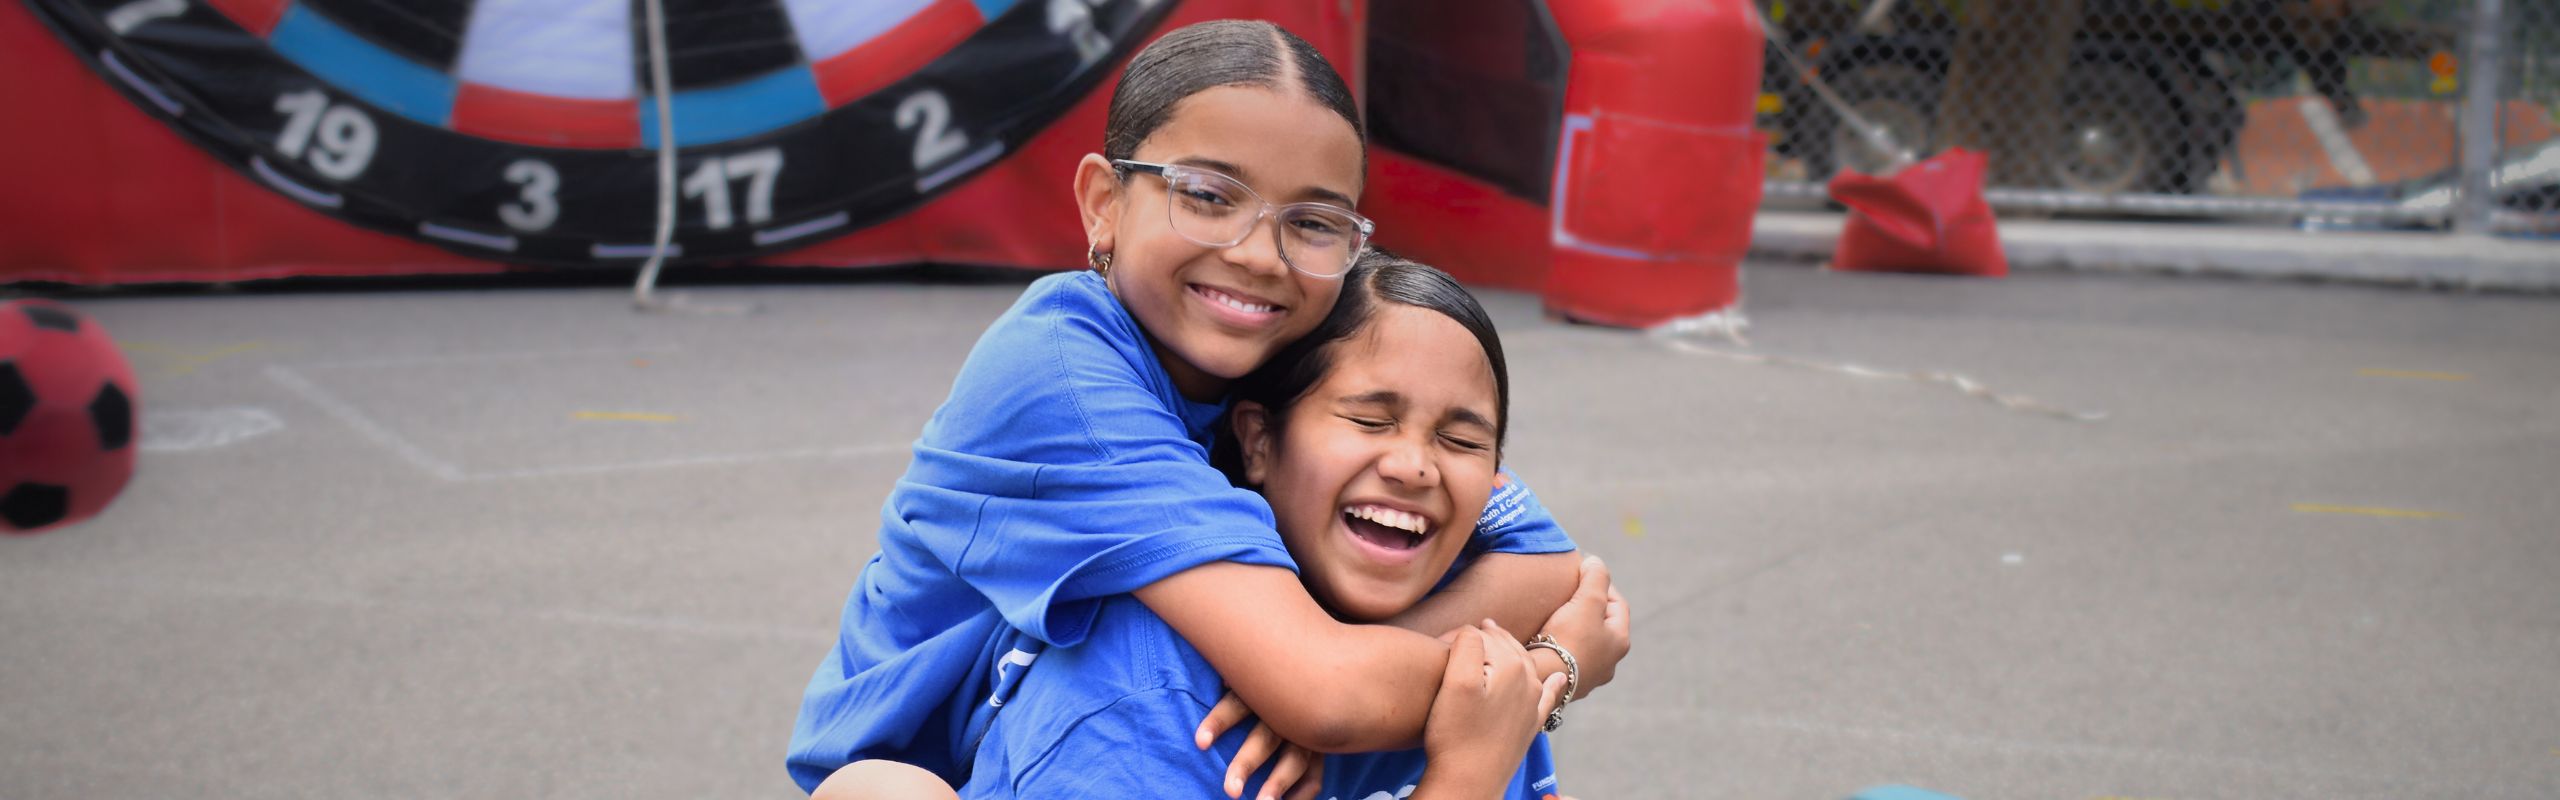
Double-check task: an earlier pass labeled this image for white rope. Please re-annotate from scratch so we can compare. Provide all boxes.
[630,0,753,315]
[1653,328,2109,423]
[1742,2,1916,174]
[630,0,677,310]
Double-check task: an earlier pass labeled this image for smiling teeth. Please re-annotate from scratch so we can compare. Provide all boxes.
[1204,288,1275,314]
[1346,505,1428,535]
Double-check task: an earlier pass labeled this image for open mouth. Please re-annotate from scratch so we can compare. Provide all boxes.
[1342,503,1432,553]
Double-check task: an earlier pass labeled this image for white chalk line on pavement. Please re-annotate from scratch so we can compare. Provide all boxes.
[14,569,835,647]
[265,356,907,482]
[266,363,467,481]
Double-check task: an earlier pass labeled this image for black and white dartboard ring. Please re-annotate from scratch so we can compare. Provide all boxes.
[26,0,1175,266]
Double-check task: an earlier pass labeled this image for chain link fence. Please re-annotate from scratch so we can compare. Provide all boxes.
[1755,0,2560,235]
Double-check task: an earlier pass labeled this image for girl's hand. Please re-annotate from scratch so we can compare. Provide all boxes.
[1536,555,1633,696]
[1196,691,1327,800]
[1419,621,1565,796]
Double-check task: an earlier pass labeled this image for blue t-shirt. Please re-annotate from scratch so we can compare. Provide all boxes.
[957,595,1564,800]
[787,271,1576,792]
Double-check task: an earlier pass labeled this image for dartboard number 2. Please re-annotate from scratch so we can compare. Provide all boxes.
[897,91,969,171]
[272,89,377,181]
[682,148,783,231]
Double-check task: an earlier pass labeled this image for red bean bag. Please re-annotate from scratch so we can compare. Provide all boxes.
[1825,148,2007,277]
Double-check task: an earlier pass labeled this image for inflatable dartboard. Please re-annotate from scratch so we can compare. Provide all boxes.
[10,0,1767,327]
[22,0,1175,266]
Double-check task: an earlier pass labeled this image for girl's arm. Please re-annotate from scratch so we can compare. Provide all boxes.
[1393,552,1626,698]
[1157,484,1595,756]
[1137,562,1444,753]
[1190,553,1593,797]
[1189,554,1631,788]
[1383,551,1579,644]
[1385,473,1614,694]
[1147,553,1622,755]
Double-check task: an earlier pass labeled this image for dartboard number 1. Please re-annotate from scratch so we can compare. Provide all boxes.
[272,89,378,181]
[1048,0,1111,67]
[682,148,783,231]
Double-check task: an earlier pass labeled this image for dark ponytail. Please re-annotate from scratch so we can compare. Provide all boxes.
[1103,20,1365,165]
[1211,249,1511,485]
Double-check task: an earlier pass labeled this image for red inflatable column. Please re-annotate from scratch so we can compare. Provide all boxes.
[1540,0,1765,328]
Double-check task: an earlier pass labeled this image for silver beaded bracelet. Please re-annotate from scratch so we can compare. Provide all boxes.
[1525,633,1580,732]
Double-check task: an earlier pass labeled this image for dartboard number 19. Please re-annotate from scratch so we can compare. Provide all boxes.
[272,88,378,182]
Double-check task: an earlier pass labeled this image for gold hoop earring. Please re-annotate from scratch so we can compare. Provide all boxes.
[1087,247,1112,276]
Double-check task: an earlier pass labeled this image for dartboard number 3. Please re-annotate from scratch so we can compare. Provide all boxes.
[682,148,783,231]
[498,159,560,232]
[897,90,969,172]
[272,89,377,181]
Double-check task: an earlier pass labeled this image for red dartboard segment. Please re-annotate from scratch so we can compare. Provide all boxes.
[811,0,984,107]
[450,83,642,149]
[204,0,287,35]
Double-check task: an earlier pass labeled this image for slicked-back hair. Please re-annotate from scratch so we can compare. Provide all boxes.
[1211,249,1511,485]
[1103,19,1365,167]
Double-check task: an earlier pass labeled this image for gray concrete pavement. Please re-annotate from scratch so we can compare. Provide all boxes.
[4,263,2555,799]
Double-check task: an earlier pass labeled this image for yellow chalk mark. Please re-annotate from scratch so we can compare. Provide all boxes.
[119,340,274,376]
[573,411,681,423]
[2291,503,2455,520]
[1621,515,1645,538]
[2355,368,2470,382]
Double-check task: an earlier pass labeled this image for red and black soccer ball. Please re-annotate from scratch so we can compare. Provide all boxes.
[1,300,139,534]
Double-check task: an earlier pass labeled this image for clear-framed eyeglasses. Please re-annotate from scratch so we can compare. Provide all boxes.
[1112,159,1375,279]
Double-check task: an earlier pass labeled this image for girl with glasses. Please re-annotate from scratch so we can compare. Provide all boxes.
[962,254,1593,798]
[788,20,1631,798]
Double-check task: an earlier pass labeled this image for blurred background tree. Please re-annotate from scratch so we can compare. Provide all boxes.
[1935,0,2088,184]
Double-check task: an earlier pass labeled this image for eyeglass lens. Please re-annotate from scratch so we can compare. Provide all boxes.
[1161,169,1363,276]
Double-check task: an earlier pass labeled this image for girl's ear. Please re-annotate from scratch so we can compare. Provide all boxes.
[1072,154,1122,259]
[1232,401,1276,486]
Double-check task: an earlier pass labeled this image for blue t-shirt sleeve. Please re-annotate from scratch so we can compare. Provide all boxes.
[901,275,1295,648]
[907,449,1296,648]
[1471,467,1577,555]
